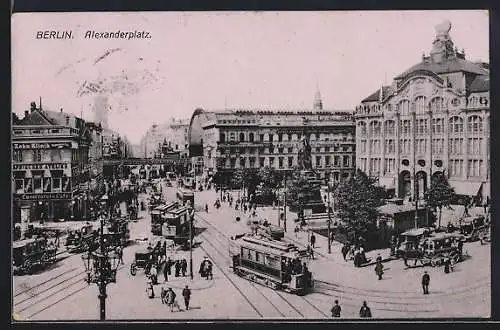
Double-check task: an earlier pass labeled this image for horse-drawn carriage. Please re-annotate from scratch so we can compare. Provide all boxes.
[401,233,464,268]
[459,215,488,242]
[65,223,97,253]
[130,248,154,276]
[13,237,57,275]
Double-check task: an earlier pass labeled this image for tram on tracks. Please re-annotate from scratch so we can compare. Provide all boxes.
[176,188,194,207]
[229,234,314,295]
[150,201,179,235]
[13,237,57,275]
[160,205,192,247]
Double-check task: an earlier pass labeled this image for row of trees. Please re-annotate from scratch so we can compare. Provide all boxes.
[217,166,456,245]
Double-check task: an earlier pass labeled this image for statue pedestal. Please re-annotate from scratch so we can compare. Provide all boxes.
[291,170,326,214]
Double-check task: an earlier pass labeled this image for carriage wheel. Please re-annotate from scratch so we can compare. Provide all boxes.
[130,263,137,276]
[430,259,438,267]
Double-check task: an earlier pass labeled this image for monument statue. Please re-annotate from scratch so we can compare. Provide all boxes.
[298,135,313,170]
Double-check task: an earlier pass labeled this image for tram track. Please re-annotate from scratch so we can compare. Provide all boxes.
[196,213,328,318]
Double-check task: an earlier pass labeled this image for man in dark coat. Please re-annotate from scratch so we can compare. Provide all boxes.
[181,259,188,277]
[375,261,384,280]
[182,285,192,310]
[175,260,181,277]
[422,271,430,294]
[331,300,341,317]
[310,233,316,249]
[359,301,372,318]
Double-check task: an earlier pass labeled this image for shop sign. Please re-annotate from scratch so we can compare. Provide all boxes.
[12,163,69,170]
[17,192,72,201]
[13,142,72,150]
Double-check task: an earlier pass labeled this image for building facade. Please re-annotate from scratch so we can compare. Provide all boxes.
[355,21,490,202]
[12,103,95,222]
[189,97,356,182]
[139,118,190,159]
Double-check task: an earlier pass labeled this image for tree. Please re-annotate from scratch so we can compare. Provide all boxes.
[424,172,454,228]
[286,168,317,213]
[333,169,385,244]
[231,169,244,189]
[257,166,277,196]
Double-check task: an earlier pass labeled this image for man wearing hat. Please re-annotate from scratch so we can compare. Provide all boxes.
[422,271,430,294]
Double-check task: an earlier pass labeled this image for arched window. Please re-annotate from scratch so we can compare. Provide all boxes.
[469,96,479,107]
[358,121,367,136]
[468,115,483,133]
[220,133,226,142]
[268,133,273,142]
[384,120,395,135]
[430,97,444,112]
[239,133,245,142]
[399,100,410,115]
[415,96,427,114]
[369,121,381,136]
[249,132,254,142]
[449,116,464,134]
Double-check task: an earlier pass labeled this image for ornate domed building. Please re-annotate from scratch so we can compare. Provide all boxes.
[355,20,489,204]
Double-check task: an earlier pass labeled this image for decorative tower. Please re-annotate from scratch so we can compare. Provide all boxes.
[429,20,456,64]
[313,87,323,112]
[93,95,109,129]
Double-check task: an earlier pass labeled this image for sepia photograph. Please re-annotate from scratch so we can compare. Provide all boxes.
[11,10,490,320]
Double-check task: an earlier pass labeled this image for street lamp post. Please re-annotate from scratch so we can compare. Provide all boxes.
[187,201,194,280]
[81,195,119,321]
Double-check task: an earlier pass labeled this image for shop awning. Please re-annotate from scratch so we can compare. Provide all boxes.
[449,181,483,196]
[378,177,395,189]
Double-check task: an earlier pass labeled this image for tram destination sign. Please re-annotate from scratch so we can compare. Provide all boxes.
[17,192,72,201]
[13,163,69,170]
[13,142,72,150]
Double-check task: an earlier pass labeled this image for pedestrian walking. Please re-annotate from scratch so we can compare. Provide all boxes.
[182,285,192,310]
[375,261,384,280]
[205,204,209,213]
[306,244,314,260]
[331,300,341,317]
[115,245,124,264]
[376,254,382,263]
[175,260,181,277]
[341,243,349,261]
[181,258,188,277]
[206,260,213,280]
[163,260,169,282]
[422,271,430,294]
[359,301,372,318]
[310,233,316,249]
[166,257,173,275]
[146,279,155,299]
[165,288,178,312]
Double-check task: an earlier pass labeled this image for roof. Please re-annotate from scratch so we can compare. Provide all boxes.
[395,58,489,80]
[378,203,417,215]
[17,110,58,126]
[362,86,392,102]
[469,75,490,93]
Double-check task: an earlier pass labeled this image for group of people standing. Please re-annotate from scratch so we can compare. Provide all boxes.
[330,300,372,318]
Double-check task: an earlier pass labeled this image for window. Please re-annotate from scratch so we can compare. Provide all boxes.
[316,147,321,153]
[449,117,464,134]
[278,148,284,154]
[239,133,245,142]
[467,159,483,177]
[288,157,293,167]
[33,150,42,162]
[230,159,236,168]
[415,96,427,114]
[432,139,444,153]
[269,157,275,168]
[278,157,284,168]
[343,155,350,167]
[316,156,321,167]
[50,149,61,162]
[399,99,410,115]
[400,139,411,154]
[449,138,464,155]
[360,140,367,153]
[249,133,254,142]
[278,134,283,142]
[430,97,444,112]
[385,158,395,173]
[52,177,62,192]
[33,172,43,193]
[229,132,236,141]
[268,134,273,142]
[384,120,395,135]
[469,96,478,108]
[325,147,330,153]
[240,157,246,168]
[325,156,331,166]
[384,139,395,154]
[358,122,367,136]
[432,118,444,134]
[220,133,226,142]
[287,134,292,141]
[468,116,483,134]
[449,159,464,177]
[369,121,381,136]
[259,134,264,142]
[15,179,24,194]
[249,157,256,168]
[334,156,340,167]
[370,140,381,153]
[467,138,483,155]
[259,157,265,167]
[370,158,381,173]
[416,119,428,135]
[401,120,412,136]
[13,150,23,162]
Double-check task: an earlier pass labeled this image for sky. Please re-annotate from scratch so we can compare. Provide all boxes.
[11,10,489,144]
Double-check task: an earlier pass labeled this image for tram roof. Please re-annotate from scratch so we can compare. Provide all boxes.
[236,235,299,256]
[154,202,178,212]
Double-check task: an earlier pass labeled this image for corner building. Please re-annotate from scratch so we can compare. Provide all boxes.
[355,21,490,203]
[189,96,356,182]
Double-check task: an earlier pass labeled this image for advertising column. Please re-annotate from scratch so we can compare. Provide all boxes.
[20,204,31,240]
